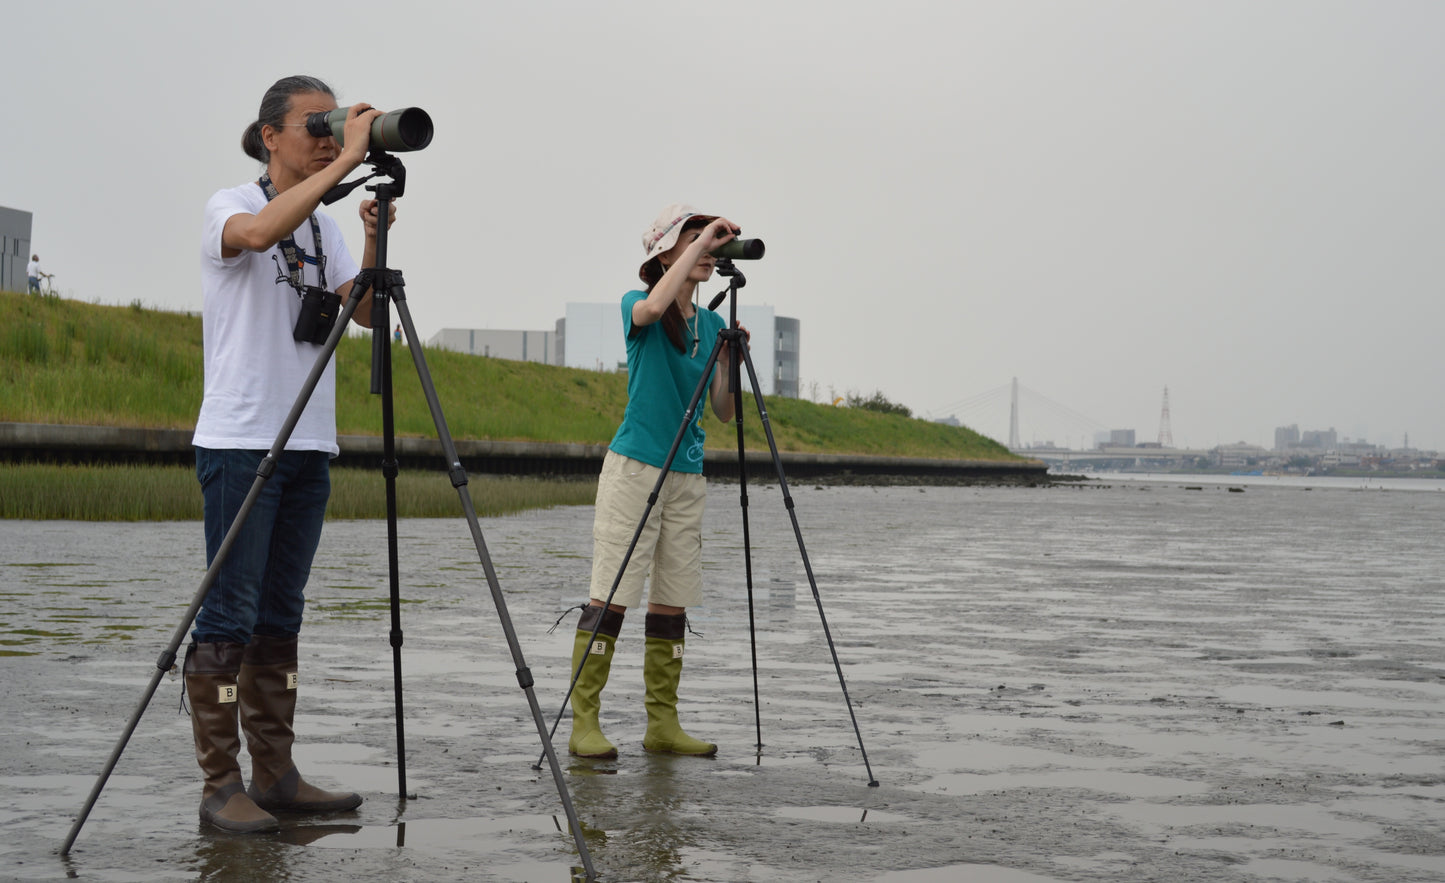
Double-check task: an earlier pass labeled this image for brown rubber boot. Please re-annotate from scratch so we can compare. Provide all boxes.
[238,634,362,814]
[184,642,280,833]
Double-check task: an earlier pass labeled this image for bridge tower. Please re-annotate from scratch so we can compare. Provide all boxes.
[1157,386,1174,448]
[1008,377,1020,449]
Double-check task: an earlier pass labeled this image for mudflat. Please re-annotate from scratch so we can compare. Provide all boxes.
[4,482,1443,881]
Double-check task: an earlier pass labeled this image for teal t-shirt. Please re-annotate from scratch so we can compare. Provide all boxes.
[608,290,726,473]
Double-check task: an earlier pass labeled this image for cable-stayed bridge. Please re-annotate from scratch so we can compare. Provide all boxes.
[929,379,1208,463]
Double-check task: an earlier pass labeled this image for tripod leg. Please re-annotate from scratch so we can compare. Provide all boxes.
[369,290,409,800]
[61,288,370,854]
[390,294,596,880]
[736,344,880,787]
[728,338,763,753]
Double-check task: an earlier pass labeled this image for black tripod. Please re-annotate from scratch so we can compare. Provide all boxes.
[61,151,596,879]
[543,259,878,788]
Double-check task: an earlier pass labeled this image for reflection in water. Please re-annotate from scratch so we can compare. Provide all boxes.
[191,829,305,883]
[274,822,364,845]
[567,755,689,882]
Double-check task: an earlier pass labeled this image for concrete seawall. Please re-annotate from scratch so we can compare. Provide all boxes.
[0,422,1047,482]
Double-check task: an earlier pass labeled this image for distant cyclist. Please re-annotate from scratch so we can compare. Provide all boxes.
[26,255,49,294]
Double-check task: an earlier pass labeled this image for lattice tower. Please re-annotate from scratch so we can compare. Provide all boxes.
[1157,386,1174,448]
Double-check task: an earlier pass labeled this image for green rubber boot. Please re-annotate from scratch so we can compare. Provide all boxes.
[642,612,717,757]
[568,605,624,758]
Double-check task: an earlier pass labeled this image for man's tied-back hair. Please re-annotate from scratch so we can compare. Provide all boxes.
[242,75,335,163]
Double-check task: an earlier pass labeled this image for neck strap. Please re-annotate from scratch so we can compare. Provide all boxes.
[258,173,327,291]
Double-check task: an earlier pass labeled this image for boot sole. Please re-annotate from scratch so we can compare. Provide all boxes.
[252,794,363,814]
[643,744,718,757]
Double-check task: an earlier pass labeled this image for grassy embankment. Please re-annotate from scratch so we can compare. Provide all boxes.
[1,290,1017,519]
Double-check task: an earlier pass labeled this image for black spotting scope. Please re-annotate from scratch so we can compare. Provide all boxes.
[711,238,765,260]
[306,107,434,152]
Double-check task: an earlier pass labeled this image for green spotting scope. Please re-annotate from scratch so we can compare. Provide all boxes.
[711,238,766,260]
[305,107,434,152]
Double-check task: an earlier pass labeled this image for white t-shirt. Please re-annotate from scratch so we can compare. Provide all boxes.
[192,181,360,455]
[27,259,40,277]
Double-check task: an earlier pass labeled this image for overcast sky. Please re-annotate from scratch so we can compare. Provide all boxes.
[7,1,1442,452]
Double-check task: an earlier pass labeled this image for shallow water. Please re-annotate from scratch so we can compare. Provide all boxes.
[3,481,1445,881]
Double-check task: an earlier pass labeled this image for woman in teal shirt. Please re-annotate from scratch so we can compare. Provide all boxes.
[568,204,744,759]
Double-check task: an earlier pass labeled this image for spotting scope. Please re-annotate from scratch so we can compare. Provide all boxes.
[711,238,766,260]
[306,107,434,152]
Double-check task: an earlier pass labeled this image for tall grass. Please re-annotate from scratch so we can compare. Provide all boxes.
[0,289,1016,461]
[325,469,596,519]
[1,291,203,427]
[0,464,596,521]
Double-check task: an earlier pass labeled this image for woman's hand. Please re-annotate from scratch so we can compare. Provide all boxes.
[693,217,740,255]
[712,322,749,422]
[717,322,751,366]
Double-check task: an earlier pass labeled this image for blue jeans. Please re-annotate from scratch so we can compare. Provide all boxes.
[192,448,330,644]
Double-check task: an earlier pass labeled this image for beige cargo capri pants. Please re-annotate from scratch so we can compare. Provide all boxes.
[588,452,706,610]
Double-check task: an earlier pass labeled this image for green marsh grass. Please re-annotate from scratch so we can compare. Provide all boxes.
[0,464,596,521]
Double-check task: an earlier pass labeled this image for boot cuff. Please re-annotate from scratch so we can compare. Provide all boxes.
[186,641,248,674]
[644,612,686,641]
[579,605,625,638]
[242,633,299,666]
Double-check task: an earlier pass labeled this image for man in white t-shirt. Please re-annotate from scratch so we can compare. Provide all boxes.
[185,75,393,835]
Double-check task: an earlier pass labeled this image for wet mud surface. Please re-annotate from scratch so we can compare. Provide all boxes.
[3,482,1445,881]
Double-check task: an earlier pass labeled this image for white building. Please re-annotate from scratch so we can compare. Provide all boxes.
[426,328,557,364]
[558,302,799,398]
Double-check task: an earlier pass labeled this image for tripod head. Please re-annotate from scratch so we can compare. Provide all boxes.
[714,256,745,282]
[320,151,407,205]
[365,151,406,201]
[708,258,746,312]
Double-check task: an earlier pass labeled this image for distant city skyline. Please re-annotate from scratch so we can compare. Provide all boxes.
[943,380,1426,454]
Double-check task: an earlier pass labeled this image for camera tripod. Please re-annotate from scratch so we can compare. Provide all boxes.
[541,259,878,787]
[61,151,595,879]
